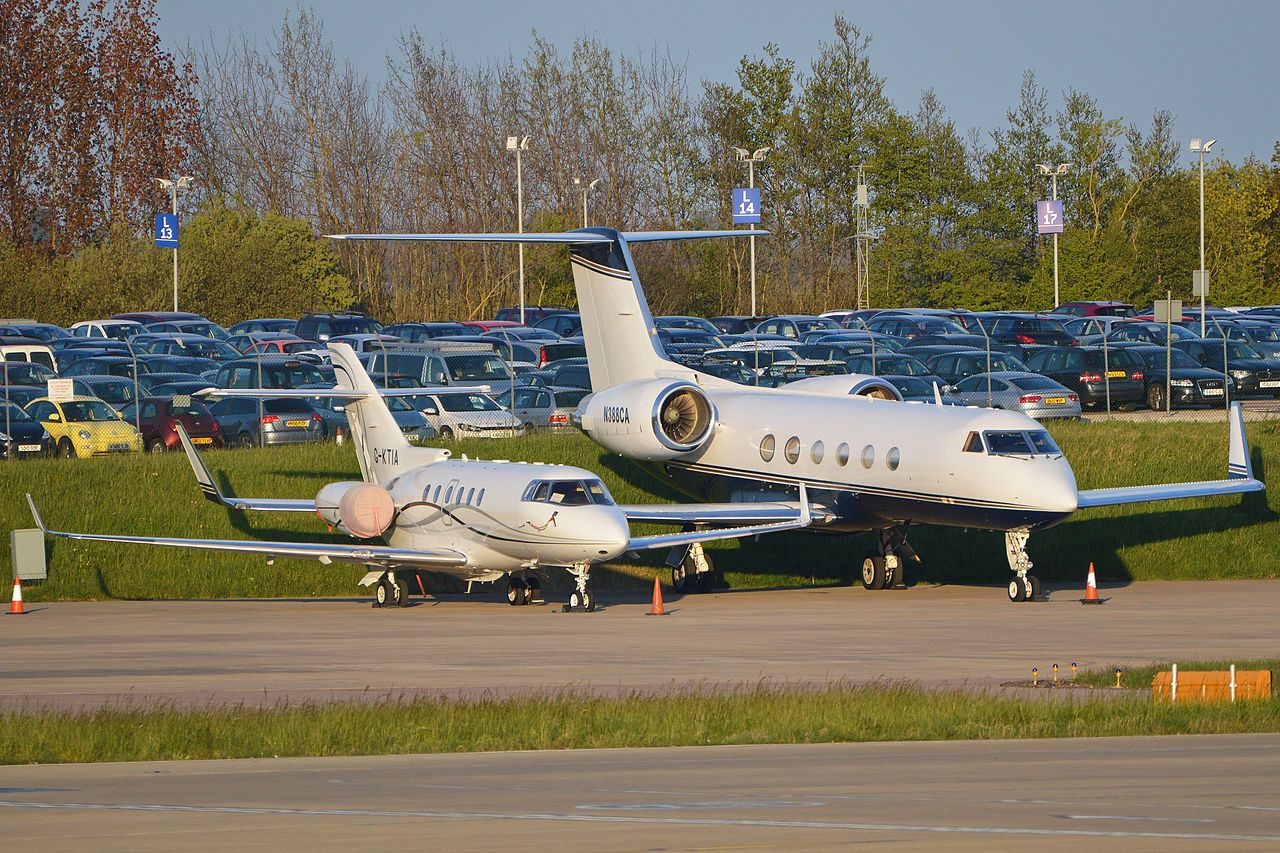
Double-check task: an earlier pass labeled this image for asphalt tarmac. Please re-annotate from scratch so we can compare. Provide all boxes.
[2,579,1277,710]
[3,735,1279,850]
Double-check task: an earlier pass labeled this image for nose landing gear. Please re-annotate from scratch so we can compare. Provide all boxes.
[562,563,596,612]
[1005,529,1040,602]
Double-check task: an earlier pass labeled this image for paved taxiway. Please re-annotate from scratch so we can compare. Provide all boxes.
[2,579,1277,710]
[3,734,1279,850]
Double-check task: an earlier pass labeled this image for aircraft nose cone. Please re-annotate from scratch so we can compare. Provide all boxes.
[598,510,631,559]
[1040,461,1079,514]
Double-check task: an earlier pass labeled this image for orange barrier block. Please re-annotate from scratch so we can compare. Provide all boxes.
[1152,669,1271,702]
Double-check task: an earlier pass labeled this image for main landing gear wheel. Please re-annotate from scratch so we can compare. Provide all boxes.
[671,560,688,593]
[395,574,410,607]
[523,576,540,605]
[507,577,527,606]
[861,553,887,590]
[374,575,402,608]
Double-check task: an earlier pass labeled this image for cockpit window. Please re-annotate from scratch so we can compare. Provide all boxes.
[982,429,1060,456]
[984,431,1033,455]
[523,478,616,506]
[962,431,985,453]
[1026,430,1060,454]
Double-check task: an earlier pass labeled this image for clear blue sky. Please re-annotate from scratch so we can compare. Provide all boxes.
[160,0,1279,162]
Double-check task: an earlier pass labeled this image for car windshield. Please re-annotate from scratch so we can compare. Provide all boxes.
[332,317,382,335]
[1141,349,1200,369]
[446,354,511,382]
[82,381,135,405]
[920,319,969,335]
[1243,325,1280,343]
[0,402,31,420]
[1009,376,1064,391]
[887,376,930,396]
[988,355,1029,372]
[166,397,208,416]
[185,341,239,359]
[103,323,143,340]
[1,363,54,384]
[1225,342,1263,359]
[795,318,838,332]
[264,364,326,386]
[60,400,120,422]
[439,393,500,412]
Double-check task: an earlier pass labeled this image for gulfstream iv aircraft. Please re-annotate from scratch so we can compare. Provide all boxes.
[329,229,1265,602]
[26,343,814,611]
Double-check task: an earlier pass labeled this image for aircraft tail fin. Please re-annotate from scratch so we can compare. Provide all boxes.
[327,229,762,390]
[328,343,448,483]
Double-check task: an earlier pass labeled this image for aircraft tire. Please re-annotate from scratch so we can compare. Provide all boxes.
[1025,575,1040,602]
[506,578,526,606]
[1007,579,1027,602]
[395,575,410,606]
[581,591,595,612]
[671,561,688,593]
[374,578,391,608]
[861,554,886,590]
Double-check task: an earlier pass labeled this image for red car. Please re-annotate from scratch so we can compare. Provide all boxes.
[459,319,525,331]
[121,396,224,453]
[1050,301,1136,318]
[244,339,321,355]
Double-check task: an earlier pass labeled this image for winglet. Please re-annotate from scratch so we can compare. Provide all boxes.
[798,482,812,527]
[1228,402,1254,480]
[26,493,48,534]
[175,422,225,506]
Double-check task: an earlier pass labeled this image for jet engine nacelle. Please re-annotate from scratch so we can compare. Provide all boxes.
[784,373,904,401]
[577,379,717,461]
[315,481,396,538]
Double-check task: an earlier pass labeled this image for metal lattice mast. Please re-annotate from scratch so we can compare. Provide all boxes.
[854,165,870,310]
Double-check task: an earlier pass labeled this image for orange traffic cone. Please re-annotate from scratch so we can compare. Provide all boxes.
[646,575,666,616]
[1082,563,1102,605]
[8,577,24,615]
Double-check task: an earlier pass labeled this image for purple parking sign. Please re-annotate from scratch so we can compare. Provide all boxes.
[1036,200,1064,234]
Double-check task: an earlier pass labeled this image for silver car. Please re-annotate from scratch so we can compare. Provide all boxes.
[946,371,1081,419]
[404,390,523,440]
[496,385,589,431]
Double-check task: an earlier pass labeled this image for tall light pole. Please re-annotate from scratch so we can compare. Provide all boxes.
[1190,138,1216,337]
[155,175,193,311]
[733,145,770,316]
[506,135,530,324]
[1035,163,1071,308]
[573,177,601,228]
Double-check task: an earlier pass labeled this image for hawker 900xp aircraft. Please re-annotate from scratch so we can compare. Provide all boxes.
[328,228,1265,603]
[26,343,817,611]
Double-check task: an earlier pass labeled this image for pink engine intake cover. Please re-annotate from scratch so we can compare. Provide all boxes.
[337,482,396,538]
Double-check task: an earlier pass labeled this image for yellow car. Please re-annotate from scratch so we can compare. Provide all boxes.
[25,396,141,458]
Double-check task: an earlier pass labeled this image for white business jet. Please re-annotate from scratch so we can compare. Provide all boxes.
[26,343,816,611]
[327,228,1264,603]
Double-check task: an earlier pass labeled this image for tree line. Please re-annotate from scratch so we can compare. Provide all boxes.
[0,4,1276,325]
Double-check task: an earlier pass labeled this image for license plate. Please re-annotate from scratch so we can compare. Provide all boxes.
[1261,380,1280,388]
[1106,370,1126,378]
[1045,397,1066,405]
[193,436,213,444]
[286,419,308,427]
[1203,388,1223,396]
[109,442,129,451]
[18,444,40,452]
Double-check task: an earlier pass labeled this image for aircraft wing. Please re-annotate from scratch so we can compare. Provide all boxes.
[625,485,815,550]
[1077,403,1265,508]
[26,495,466,570]
[176,424,316,513]
[619,501,834,526]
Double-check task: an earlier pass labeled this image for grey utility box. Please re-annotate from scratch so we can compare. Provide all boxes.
[10,528,46,581]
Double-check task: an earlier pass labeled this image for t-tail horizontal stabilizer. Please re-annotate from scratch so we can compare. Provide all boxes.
[1076,402,1264,509]
[175,423,315,513]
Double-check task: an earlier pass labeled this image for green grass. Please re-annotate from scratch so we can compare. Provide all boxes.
[1076,658,1280,690]
[1,418,1277,601]
[2,681,1277,765]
